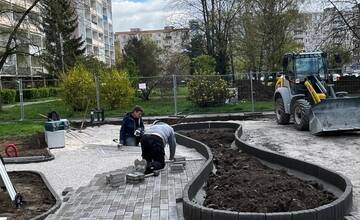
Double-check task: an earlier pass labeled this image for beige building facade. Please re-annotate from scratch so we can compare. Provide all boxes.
[115,26,190,55]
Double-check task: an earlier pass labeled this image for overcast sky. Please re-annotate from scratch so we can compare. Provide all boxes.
[111,0,344,32]
[112,0,181,32]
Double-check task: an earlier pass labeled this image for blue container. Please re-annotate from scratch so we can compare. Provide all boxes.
[44,119,70,132]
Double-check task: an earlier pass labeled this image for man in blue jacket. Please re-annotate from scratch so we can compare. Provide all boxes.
[119,106,144,147]
[140,121,176,174]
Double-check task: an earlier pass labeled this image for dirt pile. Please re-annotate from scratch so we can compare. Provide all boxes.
[0,172,56,219]
[181,129,336,212]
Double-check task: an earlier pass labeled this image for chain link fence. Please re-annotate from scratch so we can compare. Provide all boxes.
[1,72,359,122]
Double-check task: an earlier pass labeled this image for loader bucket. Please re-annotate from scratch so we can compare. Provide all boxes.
[309,97,360,135]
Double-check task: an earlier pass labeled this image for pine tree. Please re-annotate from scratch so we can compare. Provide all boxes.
[41,0,85,76]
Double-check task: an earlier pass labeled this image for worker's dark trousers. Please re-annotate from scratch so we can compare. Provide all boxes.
[140,135,165,170]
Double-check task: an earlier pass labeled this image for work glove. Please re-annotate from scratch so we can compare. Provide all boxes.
[134,128,144,137]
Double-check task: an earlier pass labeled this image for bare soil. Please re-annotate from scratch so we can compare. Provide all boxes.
[241,119,360,212]
[180,129,336,212]
[0,133,50,158]
[0,171,56,219]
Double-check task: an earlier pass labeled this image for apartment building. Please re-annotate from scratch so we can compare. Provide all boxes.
[0,0,45,80]
[294,9,353,52]
[0,0,115,83]
[115,26,190,55]
[76,0,115,66]
[293,12,325,52]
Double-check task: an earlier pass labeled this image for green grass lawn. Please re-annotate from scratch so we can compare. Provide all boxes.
[0,122,44,139]
[0,96,273,137]
[0,97,273,121]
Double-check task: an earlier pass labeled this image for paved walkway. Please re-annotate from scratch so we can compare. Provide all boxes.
[47,159,205,220]
[2,98,60,109]
[6,124,204,220]
[7,125,203,196]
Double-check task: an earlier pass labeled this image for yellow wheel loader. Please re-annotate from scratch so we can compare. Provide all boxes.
[274,52,360,135]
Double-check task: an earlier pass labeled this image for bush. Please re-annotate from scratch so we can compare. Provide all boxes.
[187,75,232,107]
[192,55,216,74]
[49,87,62,97]
[100,70,135,110]
[0,89,16,104]
[60,65,96,111]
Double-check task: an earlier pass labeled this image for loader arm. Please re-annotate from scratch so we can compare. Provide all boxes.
[304,80,326,104]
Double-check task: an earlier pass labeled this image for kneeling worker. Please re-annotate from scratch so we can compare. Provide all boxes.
[119,106,144,147]
[140,121,176,174]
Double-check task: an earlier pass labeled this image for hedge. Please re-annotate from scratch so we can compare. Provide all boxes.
[0,88,61,104]
[16,88,61,100]
[0,89,17,104]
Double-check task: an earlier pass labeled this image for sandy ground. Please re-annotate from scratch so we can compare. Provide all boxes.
[6,124,203,196]
[239,118,360,212]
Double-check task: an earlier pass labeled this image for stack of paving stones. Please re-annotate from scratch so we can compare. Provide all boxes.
[170,157,186,173]
[106,171,126,188]
[47,159,205,220]
[126,172,147,184]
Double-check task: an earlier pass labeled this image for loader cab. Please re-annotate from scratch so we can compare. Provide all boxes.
[283,52,328,94]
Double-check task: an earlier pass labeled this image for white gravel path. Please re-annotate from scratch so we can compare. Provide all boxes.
[238,118,360,212]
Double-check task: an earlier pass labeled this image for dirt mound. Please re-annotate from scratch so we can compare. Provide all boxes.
[181,129,336,212]
[0,133,50,158]
[0,172,56,219]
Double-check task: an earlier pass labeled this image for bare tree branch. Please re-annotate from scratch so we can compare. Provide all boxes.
[0,0,41,71]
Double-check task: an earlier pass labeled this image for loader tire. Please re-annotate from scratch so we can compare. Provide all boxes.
[293,99,310,131]
[275,97,290,125]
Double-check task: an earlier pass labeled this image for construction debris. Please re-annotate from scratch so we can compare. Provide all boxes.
[62,187,74,196]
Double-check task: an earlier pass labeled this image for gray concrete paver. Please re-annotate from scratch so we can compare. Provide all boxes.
[4,124,205,220]
[48,158,204,219]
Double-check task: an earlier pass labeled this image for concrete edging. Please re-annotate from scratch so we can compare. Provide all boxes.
[6,170,61,220]
[3,149,55,164]
[173,122,353,220]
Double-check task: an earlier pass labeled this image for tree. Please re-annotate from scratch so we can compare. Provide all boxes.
[192,55,216,73]
[323,44,352,68]
[323,1,360,66]
[0,0,41,110]
[0,0,40,110]
[177,0,242,75]
[234,0,304,72]
[187,20,205,59]
[123,37,162,100]
[41,0,85,77]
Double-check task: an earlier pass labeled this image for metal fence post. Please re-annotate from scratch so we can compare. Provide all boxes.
[173,74,177,116]
[95,75,100,110]
[18,79,24,121]
[249,72,255,112]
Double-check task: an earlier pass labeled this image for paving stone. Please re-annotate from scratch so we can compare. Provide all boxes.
[54,160,205,219]
[174,156,186,162]
[170,164,185,173]
[105,211,116,219]
[173,161,186,166]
